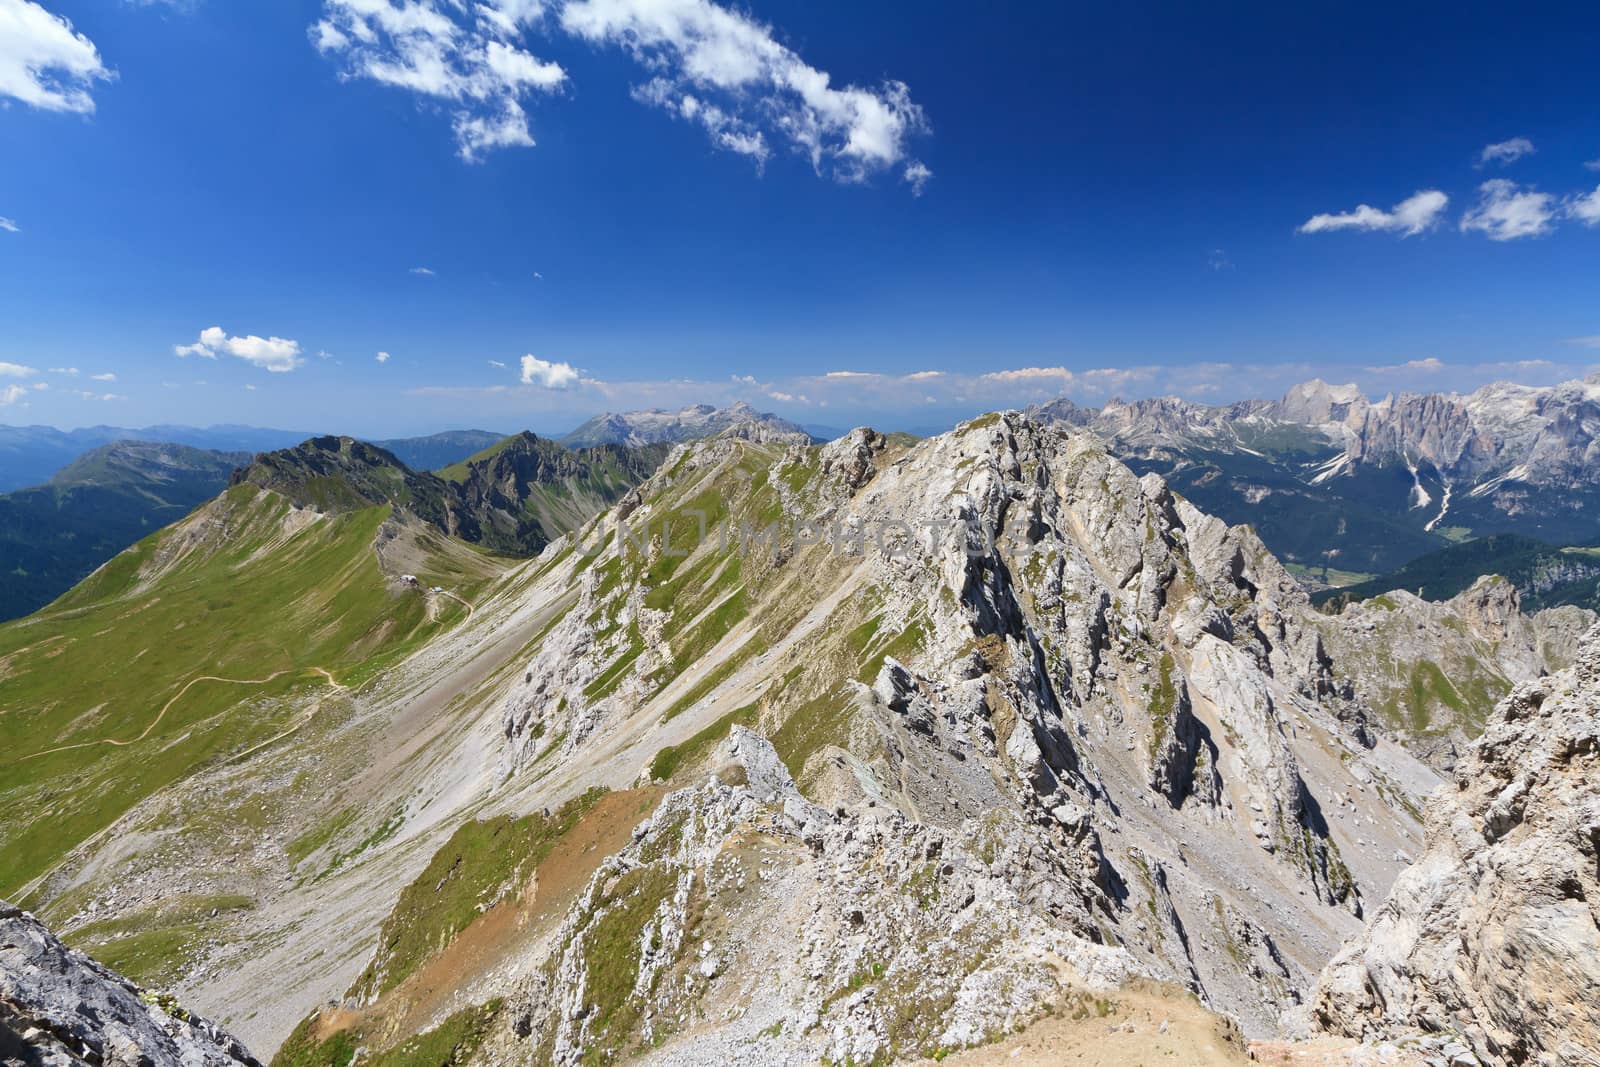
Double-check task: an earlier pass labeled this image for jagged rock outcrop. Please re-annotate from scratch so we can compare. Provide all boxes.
[1316,576,1597,771]
[0,901,259,1067]
[488,412,1433,1038]
[1313,625,1600,1065]
[484,732,1137,1066]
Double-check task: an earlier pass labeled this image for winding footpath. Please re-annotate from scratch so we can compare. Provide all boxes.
[22,667,345,761]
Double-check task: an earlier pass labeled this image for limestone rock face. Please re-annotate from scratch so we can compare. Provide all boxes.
[1313,625,1600,1066]
[0,901,259,1067]
[484,732,1139,1067]
[1316,577,1596,772]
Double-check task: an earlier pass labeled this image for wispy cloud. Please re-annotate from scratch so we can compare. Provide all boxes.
[1207,248,1233,271]
[311,0,567,162]
[409,266,437,276]
[520,353,580,387]
[1567,184,1600,227]
[1477,137,1535,167]
[1565,336,1600,350]
[0,361,38,377]
[89,371,116,381]
[1460,179,1556,241]
[1299,189,1449,237]
[0,0,114,113]
[0,217,18,233]
[0,384,27,407]
[903,161,932,197]
[1365,357,1445,374]
[174,326,305,373]
[375,351,391,363]
[563,0,929,187]
[308,0,929,188]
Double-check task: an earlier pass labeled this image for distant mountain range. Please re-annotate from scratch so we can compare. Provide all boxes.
[0,425,513,492]
[559,401,811,447]
[0,424,312,492]
[0,441,250,620]
[1033,373,1600,576]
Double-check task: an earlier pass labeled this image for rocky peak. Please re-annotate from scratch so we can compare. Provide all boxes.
[1313,624,1600,1064]
[0,901,259,1067]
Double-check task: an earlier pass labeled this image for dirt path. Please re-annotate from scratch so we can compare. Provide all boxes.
[434,590,476,618]
[23,667,345,760]
[910,981,1252,1066]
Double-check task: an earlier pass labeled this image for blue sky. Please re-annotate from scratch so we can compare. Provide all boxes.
[2,0,1599,436]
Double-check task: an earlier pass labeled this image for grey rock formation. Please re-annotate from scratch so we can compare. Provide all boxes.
[1316,576,1596,771]
[1313,625,1600,1066]
[0,901,259,1067]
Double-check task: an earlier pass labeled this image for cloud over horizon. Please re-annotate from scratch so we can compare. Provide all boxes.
[174,326,305,373]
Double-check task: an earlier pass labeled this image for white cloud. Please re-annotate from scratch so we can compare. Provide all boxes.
[1478,137,1534,167]
[1566,184,1600,227]
[1460,179,1556,241]
[1298,189,1449,237]
[310,0,566,162]
[520,353,580,388]
[409,265,436,275]
[561,0,929,186]
[1586,160,1600,173]
[903,160,932,196]
[375,350,391,363]
[0,0,113,113]
[0,384,27,406]
[0,361,36,377]
[1565,336,1600,350]
[1366,357,1446,374]
[48,365,77,375]
[89,371,116,381]
[980,366,1073,383]
[487,358,507,368]
[174,325,305,372]
[0,217,17,233]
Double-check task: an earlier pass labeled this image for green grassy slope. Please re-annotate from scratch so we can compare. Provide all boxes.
[0,482,502,898]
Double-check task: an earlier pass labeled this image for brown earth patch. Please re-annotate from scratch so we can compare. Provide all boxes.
[322,786,667,1051]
